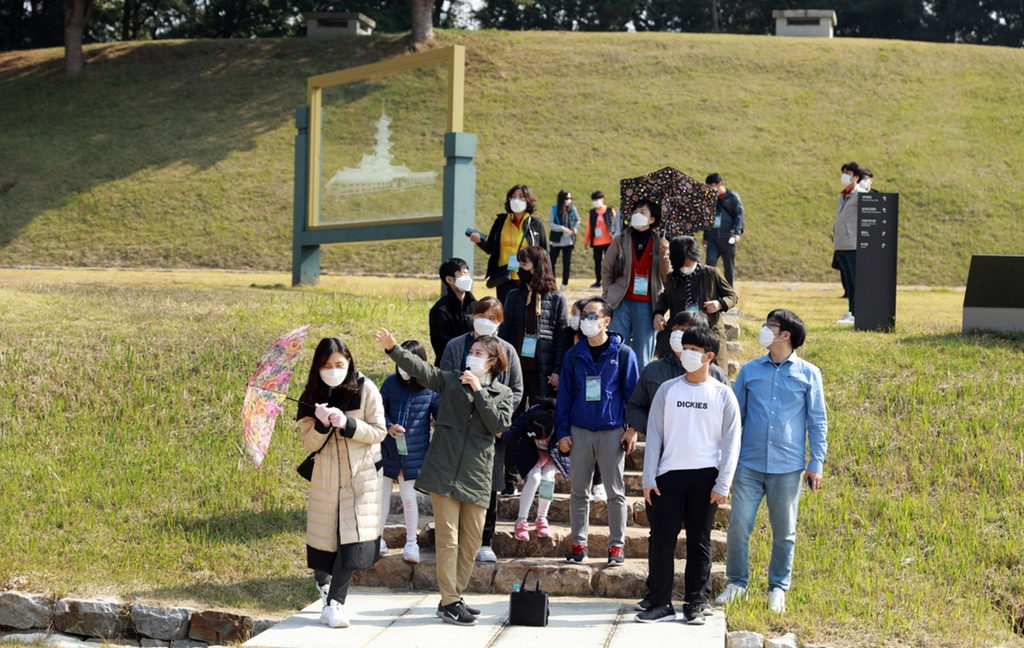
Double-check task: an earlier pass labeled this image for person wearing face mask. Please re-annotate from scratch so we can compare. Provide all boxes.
[702,173,744,289]
[297,337,387,629]
[831,163,859,300]
[601,199,671,369]
[468,184,547,305]
[499,246,569,495]
[375,328,514,627]
[716,309,828,615]
[378,339,440,565]
[548,189,580,290]
[429,258,478,366]
[555,297,640,567]
[652,236,737,370]
[638,326,741,625]
[439,296,524,563]
[585,191,621,289]
[833,166,873,324]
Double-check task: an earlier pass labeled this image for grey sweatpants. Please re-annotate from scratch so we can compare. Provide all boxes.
[568,425,626,548]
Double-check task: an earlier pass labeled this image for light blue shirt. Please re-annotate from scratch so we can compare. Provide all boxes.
[733,351,828,474]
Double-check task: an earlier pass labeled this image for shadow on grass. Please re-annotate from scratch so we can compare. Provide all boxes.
[0,37,406,253]
[131,575,314,611]
[897,329,1024,348]
[164,507,306,544]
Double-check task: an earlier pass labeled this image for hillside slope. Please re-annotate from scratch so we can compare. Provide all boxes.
[1,32,1022,284]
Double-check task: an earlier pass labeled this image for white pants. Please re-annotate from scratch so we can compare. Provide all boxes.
[517,464,556,521]
[381,474,419,545]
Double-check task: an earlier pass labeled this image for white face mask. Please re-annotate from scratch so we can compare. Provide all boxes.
[669,330,685,354]
[858,179,871,190]
[591,200,602,209]
[320,367,347,387]
[758,325,776,349]
[680,349,706,373]
[465,355,490,377]
[473,317,499,337]
[631,213,649,229]
[681,263,697,276]
[454,274,473,293]
[580,318,603,338]
[569,315,580,331]
[397,368,411,381]
[841,173,852,185]
[509,198,528,213]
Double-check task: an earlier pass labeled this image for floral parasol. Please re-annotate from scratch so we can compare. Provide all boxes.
[242,325,309,468]
[620,166,718,238]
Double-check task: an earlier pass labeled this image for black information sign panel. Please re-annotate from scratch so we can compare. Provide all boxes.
[855,193,899,332]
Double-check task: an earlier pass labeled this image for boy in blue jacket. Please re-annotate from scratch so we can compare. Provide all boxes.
[556,297,640,566]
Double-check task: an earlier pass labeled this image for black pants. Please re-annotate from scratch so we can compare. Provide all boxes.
[496,281,514,306]
[705,237,736,287]
[592,244,609,283]
[549,245,574,286]
[646,467,718,606]
[482,489,497,546]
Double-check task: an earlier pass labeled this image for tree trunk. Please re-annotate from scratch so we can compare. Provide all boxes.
[410,0,434,49]
[64,0,88,76]
[710,0,720,33]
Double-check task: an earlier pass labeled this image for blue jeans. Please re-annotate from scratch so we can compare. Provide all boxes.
[725,465,803,592]
[609,298,654,369]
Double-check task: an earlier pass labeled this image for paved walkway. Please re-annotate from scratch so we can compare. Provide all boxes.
[243,590,725,648]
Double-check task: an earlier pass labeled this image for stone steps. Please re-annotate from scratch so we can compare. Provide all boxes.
[353,552,728,600]
[383,521,727,562]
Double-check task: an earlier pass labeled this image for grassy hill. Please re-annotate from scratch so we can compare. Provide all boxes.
[1,31,1023,285]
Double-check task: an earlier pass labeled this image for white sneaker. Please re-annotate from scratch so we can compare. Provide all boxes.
[319,601,350,628]
[591,483,607,502]
[317,582,330,608]
[560,284,568,291]
[379,538,389,556]
[403,542,420,564]
[837,311,855,324]
[713,583,747,606]
[768,587,786,613]
[475,545,497,562]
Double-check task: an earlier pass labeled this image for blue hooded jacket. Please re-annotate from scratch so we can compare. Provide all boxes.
[379,373,439,480]
[554,332,639,441]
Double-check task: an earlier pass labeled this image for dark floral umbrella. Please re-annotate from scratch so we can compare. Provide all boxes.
[620,166,718,238]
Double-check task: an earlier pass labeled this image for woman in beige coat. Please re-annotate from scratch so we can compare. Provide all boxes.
[297,337,387,629]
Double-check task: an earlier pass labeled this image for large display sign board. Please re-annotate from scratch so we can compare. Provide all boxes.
[962,255,1024,333]
[292,46,476,286]
[855,193,899,332]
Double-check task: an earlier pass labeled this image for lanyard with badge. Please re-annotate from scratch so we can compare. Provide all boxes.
[632,238,650,296]
[395,395,409,455]
[506,217,529,272]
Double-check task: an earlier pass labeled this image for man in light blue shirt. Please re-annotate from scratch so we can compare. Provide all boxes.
[715,309,828,614]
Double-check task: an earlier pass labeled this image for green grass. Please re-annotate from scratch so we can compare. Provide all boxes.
[2,270,1024,647]
[2,32,1024,285]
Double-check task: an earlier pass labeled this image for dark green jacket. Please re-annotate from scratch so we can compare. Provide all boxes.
[388,344,514,508]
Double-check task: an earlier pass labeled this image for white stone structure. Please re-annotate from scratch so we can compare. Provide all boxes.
[325,111,437,197]
[304,12,376,37]
[772,9,837,38]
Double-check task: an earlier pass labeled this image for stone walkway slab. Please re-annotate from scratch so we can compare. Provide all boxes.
[243,589,725,648]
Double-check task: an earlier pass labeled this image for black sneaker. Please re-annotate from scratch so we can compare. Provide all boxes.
[441,600,478,626]
[589,281,602,288]
[634,604,676,623]
[607,545,625,566]
[437,599,480,618]
[682,603,706,625]
[500,484,519,496]
[633,597,651,612]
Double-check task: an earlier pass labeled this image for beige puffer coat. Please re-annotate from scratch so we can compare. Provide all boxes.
[300,374,387,552]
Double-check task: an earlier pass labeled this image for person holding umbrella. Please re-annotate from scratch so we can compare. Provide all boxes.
[601,199,670,369]
[374,327,514,627]
[297,337,387,629]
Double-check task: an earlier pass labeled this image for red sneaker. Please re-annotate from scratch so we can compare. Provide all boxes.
[607,545,625,566]
[566,543,588,563]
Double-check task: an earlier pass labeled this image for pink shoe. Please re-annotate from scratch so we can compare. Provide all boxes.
[535,517,551,538]
[513,519,530,541]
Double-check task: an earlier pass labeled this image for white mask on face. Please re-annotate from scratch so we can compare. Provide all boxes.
[592,200,602,209]
[858,179,871,190]
[320,367,347,387]
[398,368,411,381]
[758,325,776,348]
[680,349,706,373]
[669,330,685,354]
[473,317,499,337]
[631,213,649,229]
[465,355,490,377]
[580,318,602,338]
[454,274,473,293]
[569,315,580,331]
[841,173,852,185]
[509,198,528,213]
[681,263,697,276]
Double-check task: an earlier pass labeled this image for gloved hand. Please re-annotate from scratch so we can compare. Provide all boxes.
[328,408,347,429]
[314,403,332,426]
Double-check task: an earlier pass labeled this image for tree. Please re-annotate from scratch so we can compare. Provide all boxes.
[64,0,92,75]
[410,0,433,48]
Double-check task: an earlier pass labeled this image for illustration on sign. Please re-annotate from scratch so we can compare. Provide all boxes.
[325,110,438,197]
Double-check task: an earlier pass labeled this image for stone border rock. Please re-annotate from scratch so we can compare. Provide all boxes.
[0,592,278,648]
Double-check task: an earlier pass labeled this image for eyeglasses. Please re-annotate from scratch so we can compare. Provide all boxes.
[581,313,603,321]
[764,322,780,330]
